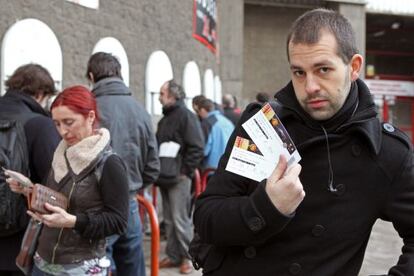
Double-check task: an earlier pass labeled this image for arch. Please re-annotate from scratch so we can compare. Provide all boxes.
[92,37,130,86]
[145,51,173,115]
[204,69,215,101]
[1,18,62,94]
[214,75,222,104]
[183,61,201,110]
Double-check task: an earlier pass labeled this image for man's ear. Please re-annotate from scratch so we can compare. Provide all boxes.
[88,72,95,83]
[349,54,363,81]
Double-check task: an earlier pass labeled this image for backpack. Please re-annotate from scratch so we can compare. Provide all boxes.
[0,113,37,237]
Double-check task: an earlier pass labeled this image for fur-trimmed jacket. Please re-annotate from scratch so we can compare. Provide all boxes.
[36,128,129,264]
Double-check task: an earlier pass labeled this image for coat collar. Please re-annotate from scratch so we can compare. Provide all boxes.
[4,89,50,116]
[274,79,382,155]
[52,128,111,182]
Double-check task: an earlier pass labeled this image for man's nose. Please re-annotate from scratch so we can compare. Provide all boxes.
[305,75,320,95]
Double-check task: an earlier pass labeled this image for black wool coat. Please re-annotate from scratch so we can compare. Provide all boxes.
[0,90,60,271]
[193,79,414,276]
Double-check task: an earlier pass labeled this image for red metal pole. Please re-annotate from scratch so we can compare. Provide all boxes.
[137,195,160,276]
[201,168,216,193]
[383,96,389,122]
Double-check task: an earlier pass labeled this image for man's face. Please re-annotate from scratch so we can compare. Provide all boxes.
[159,83,175,107]
[288,31,354,121]
[192,104,208,119]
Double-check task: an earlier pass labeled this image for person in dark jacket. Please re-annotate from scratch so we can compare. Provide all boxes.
[193,8,414,276]
[156,80,204,274]
[0,64,60,276]
[7,86,129,275]
[221,94,240,126]
[86,52,160,276]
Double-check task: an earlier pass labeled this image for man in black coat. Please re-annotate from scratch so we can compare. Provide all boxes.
[193,8,414,276]
[156,80,204,274]
[0,64,60,275]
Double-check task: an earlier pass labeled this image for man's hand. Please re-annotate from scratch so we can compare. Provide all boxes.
[265,155,305,216]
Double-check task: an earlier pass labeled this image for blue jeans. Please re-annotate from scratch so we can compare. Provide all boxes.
[106,198,145,276]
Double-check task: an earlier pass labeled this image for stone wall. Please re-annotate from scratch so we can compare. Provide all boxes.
[0,0,217,103]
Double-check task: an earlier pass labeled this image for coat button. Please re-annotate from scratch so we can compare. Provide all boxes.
[289,263,301,275]
[312,224,325,237]
[248,217,264,232]
[244,246,256,259]
[383,123,395,132]
[351,144,361,156]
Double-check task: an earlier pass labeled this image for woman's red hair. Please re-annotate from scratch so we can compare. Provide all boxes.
[51,85,99,128]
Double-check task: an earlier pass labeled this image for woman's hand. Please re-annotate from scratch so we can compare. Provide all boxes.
[27,203,77,229]
[5,175,32,197]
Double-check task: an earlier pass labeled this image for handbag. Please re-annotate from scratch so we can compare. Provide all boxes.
[15,218,43,275]
[28,184,68,214]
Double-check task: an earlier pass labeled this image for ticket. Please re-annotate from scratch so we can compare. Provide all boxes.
[225,136,274,182]
[242,103,301,167]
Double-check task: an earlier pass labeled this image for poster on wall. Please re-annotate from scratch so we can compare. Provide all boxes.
[193,0,217,53]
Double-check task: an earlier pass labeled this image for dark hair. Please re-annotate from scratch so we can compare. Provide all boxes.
[5,64,56,97]
[51,85,100,128]
[86,52,122,83]
[256,92,270,104]
[167,80,186,100]
[192,95,214,112]
[286,8,358,63]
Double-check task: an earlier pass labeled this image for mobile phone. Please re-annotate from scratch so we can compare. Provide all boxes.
[3,168,33,188]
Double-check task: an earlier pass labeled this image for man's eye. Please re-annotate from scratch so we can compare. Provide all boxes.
[319,67,330,74]
[294,71,304,77]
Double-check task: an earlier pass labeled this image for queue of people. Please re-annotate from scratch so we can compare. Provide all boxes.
[0,7,413,276]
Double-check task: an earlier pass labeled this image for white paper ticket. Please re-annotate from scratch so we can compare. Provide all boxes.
[242,103,301,167]
[225,136,273,182]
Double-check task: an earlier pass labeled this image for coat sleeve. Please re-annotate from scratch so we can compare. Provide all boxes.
[193,103,293,247]
[180,112,205,177]
[74,155,129,239]
[383,145,414,275]
[25,116,60,183]
[141,114,160,186]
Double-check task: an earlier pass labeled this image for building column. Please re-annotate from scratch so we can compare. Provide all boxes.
[218,0,244,105]
[326,0,366,77]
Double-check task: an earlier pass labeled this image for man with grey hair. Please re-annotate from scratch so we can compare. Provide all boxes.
[193,8,414,275]
[156,80,204,274]
[221,93,240,125]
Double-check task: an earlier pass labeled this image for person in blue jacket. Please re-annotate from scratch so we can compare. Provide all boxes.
[192,95,234,169]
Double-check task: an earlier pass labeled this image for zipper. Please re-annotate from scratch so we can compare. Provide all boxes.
[51,180,77,264]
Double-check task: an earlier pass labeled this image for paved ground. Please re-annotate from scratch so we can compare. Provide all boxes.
[143,220,402,276]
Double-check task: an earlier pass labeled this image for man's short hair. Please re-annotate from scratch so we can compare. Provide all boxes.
[167,80,186,100]
[286,8,358,63]
[5,63,56,97]
[193,95,214,112]
[222,94,235,108]
[86,52,122,83]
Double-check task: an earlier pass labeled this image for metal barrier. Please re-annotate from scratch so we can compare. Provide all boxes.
[193,168,202,197]
[137,194,160,276]
[200,168,216,194]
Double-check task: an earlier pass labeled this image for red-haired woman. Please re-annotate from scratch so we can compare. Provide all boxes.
[6,85,129,275]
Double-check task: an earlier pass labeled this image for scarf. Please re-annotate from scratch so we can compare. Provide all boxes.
[51,128,110,182]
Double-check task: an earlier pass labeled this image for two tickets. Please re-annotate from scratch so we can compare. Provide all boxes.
[226,103,301,182]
